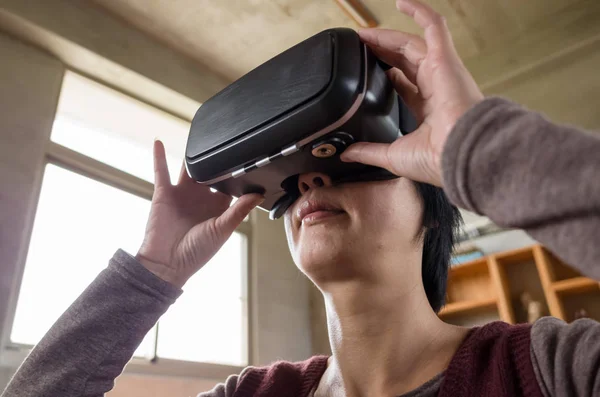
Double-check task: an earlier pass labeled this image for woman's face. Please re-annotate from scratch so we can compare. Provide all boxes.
[284,172,424,283]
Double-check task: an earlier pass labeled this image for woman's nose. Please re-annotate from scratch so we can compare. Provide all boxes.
[297,172,333,194]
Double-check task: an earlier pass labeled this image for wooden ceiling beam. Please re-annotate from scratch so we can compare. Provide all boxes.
[334,0,378,28]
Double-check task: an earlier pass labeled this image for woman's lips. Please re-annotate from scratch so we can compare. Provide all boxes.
[295,198,345,226]
[301,209,345,225]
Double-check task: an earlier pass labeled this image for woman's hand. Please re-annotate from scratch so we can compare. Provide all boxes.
[341,0,484,187]
[136,140,263,288]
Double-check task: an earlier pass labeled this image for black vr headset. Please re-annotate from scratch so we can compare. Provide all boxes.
[185,28,417,219]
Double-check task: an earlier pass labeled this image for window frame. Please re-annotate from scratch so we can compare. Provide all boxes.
[0,100,253,379]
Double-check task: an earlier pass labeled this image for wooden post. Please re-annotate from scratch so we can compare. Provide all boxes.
[488,256,516,324]
[333,0,378,28]
[533,245,566,320]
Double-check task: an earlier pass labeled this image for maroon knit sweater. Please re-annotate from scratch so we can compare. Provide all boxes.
[232,322,544,397]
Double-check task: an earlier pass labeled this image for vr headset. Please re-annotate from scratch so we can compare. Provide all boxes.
[185,28,416,219]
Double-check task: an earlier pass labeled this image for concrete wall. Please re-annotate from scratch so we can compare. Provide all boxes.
[251,212,312,364]
[0,32,64,357]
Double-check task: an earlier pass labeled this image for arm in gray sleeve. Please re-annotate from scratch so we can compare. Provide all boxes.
[442,97,600,278]
[531,317,600,397]
[1,249,182,397]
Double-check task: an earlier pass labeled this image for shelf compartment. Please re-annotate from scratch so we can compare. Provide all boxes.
[446,256,495,320]
[561,290,600,322]
[542,248,582,281]
[553,277,599,295]
[450,257,488,276]
[494,250,546,324]
[439,298,497,317]
[494,246,536,266]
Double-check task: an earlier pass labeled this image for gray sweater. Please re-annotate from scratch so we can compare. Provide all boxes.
[2,97,600,397]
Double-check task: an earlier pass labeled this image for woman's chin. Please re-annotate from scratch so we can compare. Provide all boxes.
[289,219,360,280]
[295,243,356,281]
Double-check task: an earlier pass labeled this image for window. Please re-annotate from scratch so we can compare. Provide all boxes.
[50,73,187,184]
[157,232,247,365]
[8,72,250,368]
[10,164,153,353]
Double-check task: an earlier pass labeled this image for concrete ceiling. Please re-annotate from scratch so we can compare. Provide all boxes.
[91,0,587,83]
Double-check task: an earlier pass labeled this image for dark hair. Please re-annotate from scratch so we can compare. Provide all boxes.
[414,182,463,313]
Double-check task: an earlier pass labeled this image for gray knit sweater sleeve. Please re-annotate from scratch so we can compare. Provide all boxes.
[531,317,600,397]
[443,97,600,278]
[443,97,600,396]
[1,249,182,397]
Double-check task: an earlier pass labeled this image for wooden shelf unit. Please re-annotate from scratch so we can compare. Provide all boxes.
[440,256,500,324]
[440,245,599,325]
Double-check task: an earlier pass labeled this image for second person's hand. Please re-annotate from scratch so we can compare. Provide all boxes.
[341,0,484,187]
[136,140,263,288]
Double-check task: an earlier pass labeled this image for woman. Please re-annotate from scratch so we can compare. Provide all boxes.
[3,0,599,396]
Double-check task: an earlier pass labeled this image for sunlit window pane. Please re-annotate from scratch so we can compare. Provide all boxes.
[10,164,154,358]
[51,72,190,184]
[156,233,248,366]
[12,72,249,366]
